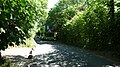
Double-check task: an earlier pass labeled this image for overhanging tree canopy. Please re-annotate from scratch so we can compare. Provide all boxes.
[0,0,47,50]
[46,0,120,56]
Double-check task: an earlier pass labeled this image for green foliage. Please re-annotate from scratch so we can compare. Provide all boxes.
[47,0,85,39]
[0,0,47,50]
[47,0,120,56]
[20,37,36,47]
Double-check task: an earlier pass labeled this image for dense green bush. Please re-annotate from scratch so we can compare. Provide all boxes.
[47,0,120,56]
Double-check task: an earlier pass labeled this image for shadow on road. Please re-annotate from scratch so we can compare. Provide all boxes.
[34,35,59,45]
[2,38,120,67]
[4,55,29,67]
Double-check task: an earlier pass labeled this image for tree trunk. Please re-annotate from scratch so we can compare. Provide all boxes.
[109,0,114,47]
[0,51,1,58]
[110,0,114,21]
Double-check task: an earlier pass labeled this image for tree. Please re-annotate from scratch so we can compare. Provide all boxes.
[47,0,120,56]
[0,0,47,58]
[46,0,85,39]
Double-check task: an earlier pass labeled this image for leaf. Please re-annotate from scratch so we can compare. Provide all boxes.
[4,9,9,13]
[12,1,17,7]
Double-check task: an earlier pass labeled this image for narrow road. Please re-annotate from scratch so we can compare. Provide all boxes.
[1,41,119,67]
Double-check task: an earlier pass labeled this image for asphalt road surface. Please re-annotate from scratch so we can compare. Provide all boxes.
[1,41,119,67]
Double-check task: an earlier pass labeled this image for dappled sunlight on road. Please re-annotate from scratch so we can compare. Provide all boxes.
[34,44,56,55]
[1,41,117,67]
[1,47,31,58]
[1,42,56,57]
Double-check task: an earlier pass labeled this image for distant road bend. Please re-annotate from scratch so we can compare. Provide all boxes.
[1,40,119,67]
